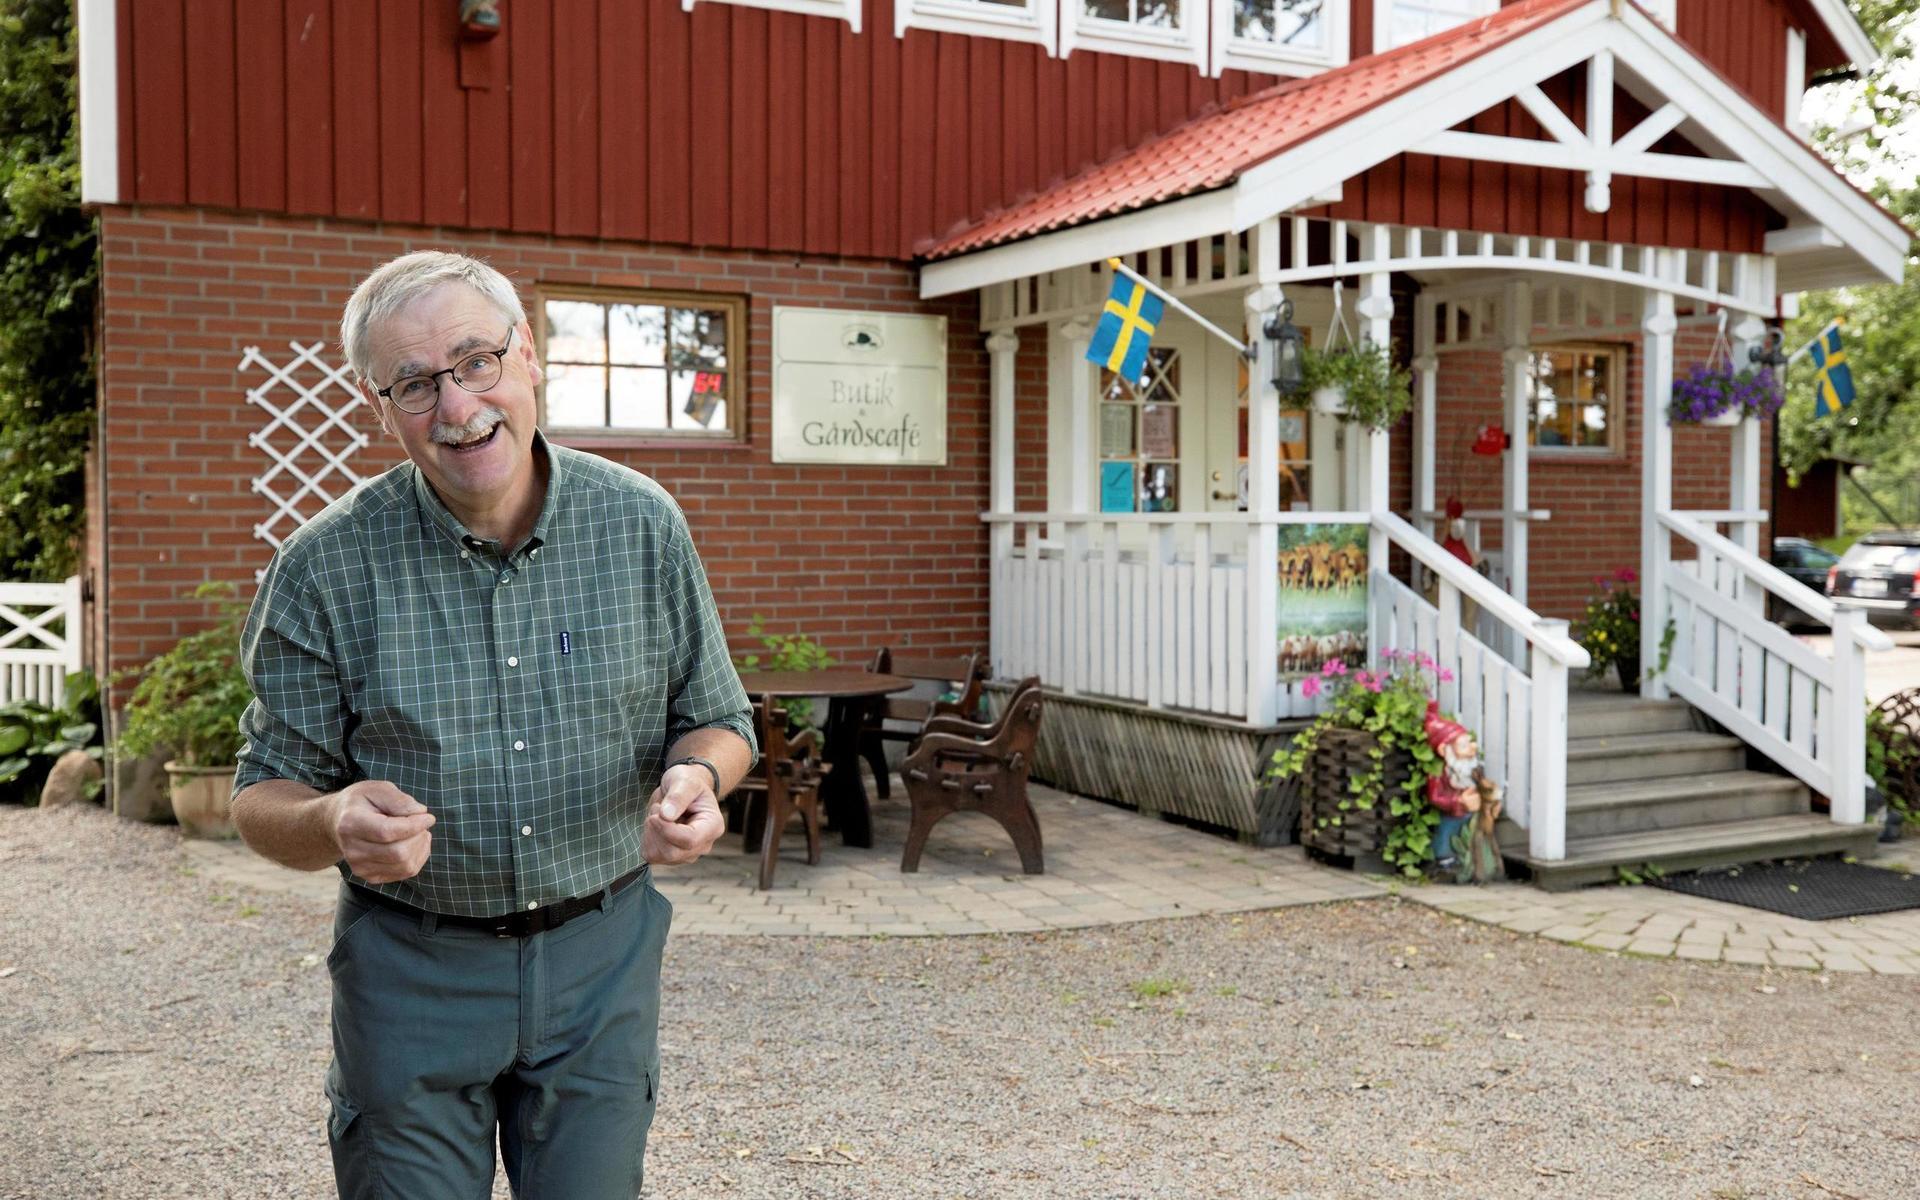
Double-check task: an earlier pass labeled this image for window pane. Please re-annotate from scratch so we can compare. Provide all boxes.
[1234,0,1325,48]
[1137,0,1180,27]
[1141,464,1178,512]
[1528,347,1615,449]
[609,304,666,366]
[670,308,729,371]
[1389,0,1492,47]
[672,370,729,431]
[545,301,606,364]
[1084,0,1130,19]
[545,362,606,427]
[609,366,668,430]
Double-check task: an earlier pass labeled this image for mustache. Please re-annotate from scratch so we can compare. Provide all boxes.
[430,405,508,445]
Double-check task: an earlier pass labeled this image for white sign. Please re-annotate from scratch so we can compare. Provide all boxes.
[771,307,948,465]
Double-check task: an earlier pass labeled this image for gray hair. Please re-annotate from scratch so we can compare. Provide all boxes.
[340,251,526,383]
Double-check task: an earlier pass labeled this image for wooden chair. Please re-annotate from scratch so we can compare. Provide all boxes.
[859,649,987,799]
[899,677,1045,875]
[729,696,831,890]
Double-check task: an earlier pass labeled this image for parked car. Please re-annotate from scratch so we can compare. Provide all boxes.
[1768,537,1839,625]
[1828,531,1920,630]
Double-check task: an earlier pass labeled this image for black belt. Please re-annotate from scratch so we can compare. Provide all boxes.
[348,866,646,938]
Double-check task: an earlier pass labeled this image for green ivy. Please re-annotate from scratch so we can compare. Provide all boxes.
[0,0,96,580]
[1298,339,1413,431]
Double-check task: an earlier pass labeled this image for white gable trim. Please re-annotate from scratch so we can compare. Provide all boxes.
[77,0,118,205]
[1803,0,1879,69]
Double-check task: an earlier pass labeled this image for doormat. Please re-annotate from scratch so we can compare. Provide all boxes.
[1650,858,1920,921]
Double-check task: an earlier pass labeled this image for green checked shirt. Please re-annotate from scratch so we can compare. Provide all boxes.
[235,434,756,917]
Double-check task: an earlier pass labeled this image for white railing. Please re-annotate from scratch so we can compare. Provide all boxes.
[0,576,84,708]
[1656,511,1890,825]
[1369,511,1590,859]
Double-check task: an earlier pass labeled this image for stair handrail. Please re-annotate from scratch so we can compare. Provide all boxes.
[1372,511,1591,670]
[1656,511,1894,653]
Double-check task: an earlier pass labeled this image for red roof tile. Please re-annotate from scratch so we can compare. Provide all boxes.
[922,0,1594,259]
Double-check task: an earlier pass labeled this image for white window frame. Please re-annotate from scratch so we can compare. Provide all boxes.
[1370,0,1494,51]
[682,0,860,34]
[1211,0,1348,78]
[1785,27,1807,135]
[1061,0,1208,71]
[897,0,1055,51]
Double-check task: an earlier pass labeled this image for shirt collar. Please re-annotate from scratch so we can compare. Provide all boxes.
[411,430,563,560]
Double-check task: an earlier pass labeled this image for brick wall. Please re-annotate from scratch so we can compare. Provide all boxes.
[92,207,988,698]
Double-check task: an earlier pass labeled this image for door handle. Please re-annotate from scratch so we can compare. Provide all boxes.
[1212,490,1239,501]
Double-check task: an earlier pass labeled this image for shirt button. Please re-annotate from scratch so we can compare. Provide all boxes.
[521,824,533,836]
[460,550,470,560]
[527,901,538,911]
[530,547,539,558]
[499,572,510,584]
[513,739,526,752]
[507,656,519,667]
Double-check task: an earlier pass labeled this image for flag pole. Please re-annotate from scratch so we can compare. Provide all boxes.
[1106,257,1252,357]
[1787,316,1841,366]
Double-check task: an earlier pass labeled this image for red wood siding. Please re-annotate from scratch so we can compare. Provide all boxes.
[117,0,1264,262]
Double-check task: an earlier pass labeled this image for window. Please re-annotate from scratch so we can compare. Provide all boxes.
[896,0,1054,48]
[1062,0,1205,70]
[1099,347,1185,512]
[1526,344,1622,454]
[536,289,746,441]
[1375,0,1496,50]
[1214,0,1347,76]
[681,0,860,32]
[1233,356,1313,510]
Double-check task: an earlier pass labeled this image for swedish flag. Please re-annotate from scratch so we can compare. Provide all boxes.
[1087,262,1165,383]
[1808,322,1855,418]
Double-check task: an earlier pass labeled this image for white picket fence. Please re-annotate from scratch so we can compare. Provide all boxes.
[0,576,84,709]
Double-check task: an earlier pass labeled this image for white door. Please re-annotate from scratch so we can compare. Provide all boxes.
[1201,287,1345,518]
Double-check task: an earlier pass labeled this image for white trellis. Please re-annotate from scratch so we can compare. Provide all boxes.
[240,341,371,575]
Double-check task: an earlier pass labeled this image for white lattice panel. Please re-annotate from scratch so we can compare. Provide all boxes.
[240,342,371,575]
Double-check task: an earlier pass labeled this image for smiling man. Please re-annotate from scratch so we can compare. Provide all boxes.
[229,251,755,1199]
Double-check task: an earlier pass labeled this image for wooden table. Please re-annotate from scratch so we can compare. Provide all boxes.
[735,670,912,848]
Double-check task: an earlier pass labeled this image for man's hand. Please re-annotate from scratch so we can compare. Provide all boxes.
[643,764,725,866]
[331,780,436,884]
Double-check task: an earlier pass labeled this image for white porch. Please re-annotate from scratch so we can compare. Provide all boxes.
[947,212,1889,866]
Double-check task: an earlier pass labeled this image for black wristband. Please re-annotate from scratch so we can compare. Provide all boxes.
[667,755,722,794]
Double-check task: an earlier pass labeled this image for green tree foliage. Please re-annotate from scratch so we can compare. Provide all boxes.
[0,0,95,580]
[1779,5,1920,527]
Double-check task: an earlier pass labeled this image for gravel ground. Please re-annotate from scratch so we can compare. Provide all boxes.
[3,804,1918,1200]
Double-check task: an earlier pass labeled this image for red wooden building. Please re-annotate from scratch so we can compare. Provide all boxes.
[76,0,1909,879]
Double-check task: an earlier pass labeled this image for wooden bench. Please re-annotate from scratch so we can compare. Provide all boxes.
[899,677,1045,875]
[729,696,831,890]
[859,649,986,799]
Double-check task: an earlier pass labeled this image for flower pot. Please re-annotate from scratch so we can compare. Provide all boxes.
[1311,386,1348,417]
[1614,658,1641,696]
[1297,727,1416,872]
[1700,408,1744,428]
[164,761,238,839]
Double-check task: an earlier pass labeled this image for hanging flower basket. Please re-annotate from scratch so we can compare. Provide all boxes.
[1701,405,1745,428]
[1300,342,1411,430]
[1311,385,1348,416]
[1668,323,1785,428]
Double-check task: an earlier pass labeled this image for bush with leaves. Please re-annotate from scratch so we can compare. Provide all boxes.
[0,0,96,580]
[115,584,253,769]
[734,614,836,728]
[1299,339,1413,431]
[0,668,101,805]
[1268,650,1451,874]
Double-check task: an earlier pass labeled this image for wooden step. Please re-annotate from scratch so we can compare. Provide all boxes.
[1562,696,1695,738]
[1510,814,1883,892]
[1566,730,1746,785]
[1499,771,1808,846]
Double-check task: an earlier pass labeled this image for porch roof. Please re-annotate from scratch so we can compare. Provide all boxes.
[920,0,1909,298]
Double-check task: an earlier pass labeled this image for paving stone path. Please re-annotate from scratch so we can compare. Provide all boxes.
[182,781,1920,974]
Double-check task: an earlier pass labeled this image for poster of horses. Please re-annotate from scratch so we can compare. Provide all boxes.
[1277,524,1368,678]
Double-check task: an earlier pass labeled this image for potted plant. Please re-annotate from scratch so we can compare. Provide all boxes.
[735,613,836,729]
[1574,568,1644,693]
[1268,650,1450,876]
[1301,340,1413,430]
[115,583,253,838]
[1669,363,1785,428]
[0,671,104,806]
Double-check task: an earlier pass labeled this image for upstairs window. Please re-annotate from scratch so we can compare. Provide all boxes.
[1215,0,1347,76]
[1376,0,1496,50]
[1526,343,1622,455]
[897,0,1054,48]
[536,288,746,443]
[1063,0,1206,70]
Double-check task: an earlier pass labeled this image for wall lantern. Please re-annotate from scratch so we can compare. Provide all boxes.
[1749,327,1790,369]
[1263,299,1306,397]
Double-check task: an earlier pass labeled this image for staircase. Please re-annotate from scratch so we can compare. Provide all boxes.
[1501,691,1882,891]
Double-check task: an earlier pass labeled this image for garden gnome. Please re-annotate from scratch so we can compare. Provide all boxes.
[1463,766,1506,884]
[1423,702,1481,873]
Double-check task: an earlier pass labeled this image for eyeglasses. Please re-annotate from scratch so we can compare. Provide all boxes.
[377,328,514,414]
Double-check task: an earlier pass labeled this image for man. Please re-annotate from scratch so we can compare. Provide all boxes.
[231,250,755,1199]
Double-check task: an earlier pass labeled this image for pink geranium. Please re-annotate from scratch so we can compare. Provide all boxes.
[1300,675,1323,698]
[1615,567,1638,584]
[1321,659,1348,677]
[1438,668,1455,682]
